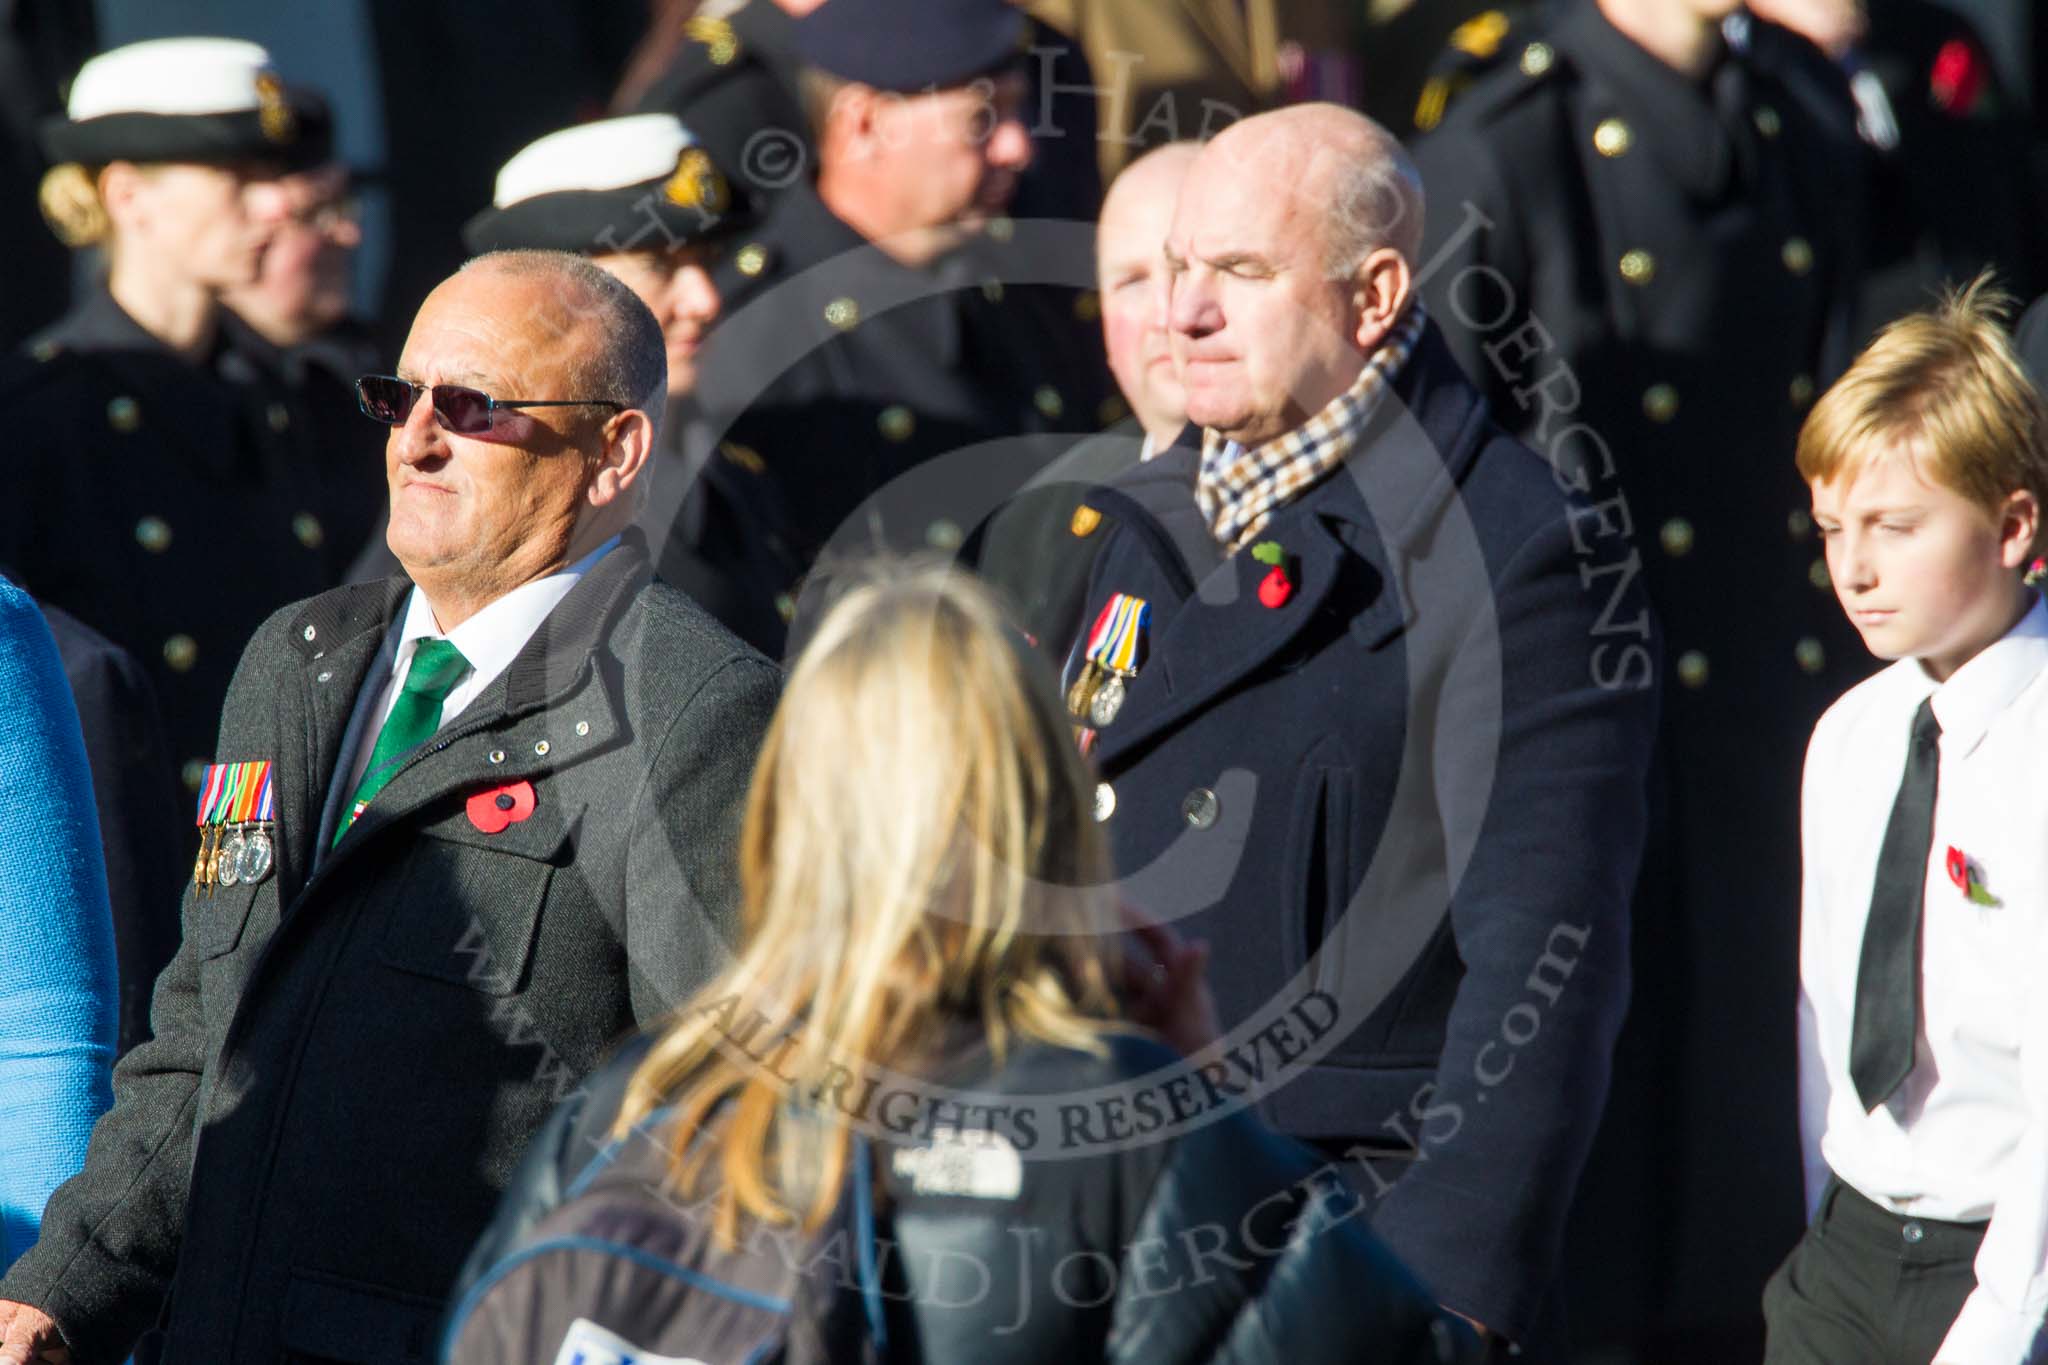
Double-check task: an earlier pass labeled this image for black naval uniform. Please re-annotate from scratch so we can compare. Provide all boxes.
[1410,5,1872,1354]
[689,175,1114,581]
[0,286,338,802]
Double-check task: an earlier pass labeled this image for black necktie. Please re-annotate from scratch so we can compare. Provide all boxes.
[1849,697,1942,1110]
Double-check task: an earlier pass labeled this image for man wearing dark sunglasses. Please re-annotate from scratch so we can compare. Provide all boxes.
[0,249,779,1365]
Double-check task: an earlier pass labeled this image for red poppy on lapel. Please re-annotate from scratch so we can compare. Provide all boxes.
[1946,845,2000,906]
[1929,38,1987,115]
[467,780,536,833]
[1257,565,1294,609]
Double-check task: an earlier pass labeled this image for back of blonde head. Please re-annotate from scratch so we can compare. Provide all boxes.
[618,565,1120,1240]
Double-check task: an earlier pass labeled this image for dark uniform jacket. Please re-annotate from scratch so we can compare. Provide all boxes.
[457,1030,1477,1364]
[0,536,780,1365]
[1069,325,1657,1348]
[687,178,1114,570]
[1408,5,1876,1342]
[1,286,344,796]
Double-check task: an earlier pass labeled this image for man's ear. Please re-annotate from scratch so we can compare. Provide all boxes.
[827,83,882,160]
[588,408,655,510]
[1350,246,1414,353]
[1999,488,2041,571]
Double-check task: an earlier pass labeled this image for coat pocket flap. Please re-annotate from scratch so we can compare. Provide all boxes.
[280,1267,443,1362]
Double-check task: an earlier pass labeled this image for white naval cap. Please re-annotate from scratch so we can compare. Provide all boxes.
[464,113,750,256]
[67,37,275,120]
[41,37,320,167]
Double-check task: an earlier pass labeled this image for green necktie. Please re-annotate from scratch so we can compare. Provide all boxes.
[334,638,471,845]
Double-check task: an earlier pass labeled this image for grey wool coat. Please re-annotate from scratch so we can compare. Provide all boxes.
[0,533,780,1364]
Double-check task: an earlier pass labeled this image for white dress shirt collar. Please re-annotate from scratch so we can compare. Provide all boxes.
[395,536,619,700]
[1922,593,2048,756]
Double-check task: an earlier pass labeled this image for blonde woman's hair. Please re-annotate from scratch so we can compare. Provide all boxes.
[616,564,1121,1244]
[1798,272,2048,556]
[38,162,109,248]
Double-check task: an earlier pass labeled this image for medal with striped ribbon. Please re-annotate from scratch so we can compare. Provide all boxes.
[192,759,279,894]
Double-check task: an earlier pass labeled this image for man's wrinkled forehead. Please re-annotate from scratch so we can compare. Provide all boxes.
[1168,145,1321,263]
[401,270,585,388]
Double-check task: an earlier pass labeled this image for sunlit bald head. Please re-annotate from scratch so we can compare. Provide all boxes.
[1164,105,1424,446]
[1097,142,1199,450]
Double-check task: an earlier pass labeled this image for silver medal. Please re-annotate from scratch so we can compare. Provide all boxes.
[236,825,274,885]
[1089,674,1126,727]
[216,828,245,888]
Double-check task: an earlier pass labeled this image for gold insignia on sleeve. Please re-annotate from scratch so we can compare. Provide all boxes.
[1070,505,1102,538]
[685,16,741,66]
[664,148,731,215]
[255,72,297,145]
[720,442,766,475]
[1451,11,1511,59]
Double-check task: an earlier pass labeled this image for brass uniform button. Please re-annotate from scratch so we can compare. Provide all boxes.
[721,442,767,475]
[686,15,740,65]
[1093,781,1116,822]
[1181,787,1220,830]
[1789,373,1815,406]
[877,405,915,442]
[292,512,324,549]
[981,279,1004,304]
[926,519,964,551]
[1642,383,1680,423]
[1659,518,1694,557]
[1074,291,1100,322]
[1098,395,1129,427]
[1754,105,1782,138]
[1782,237,1814,276]
[1520,42,1554,77]
[824,297,860,331]
[163,634,198,673]
[1809,557,1832,591]
[266,402,291,432]
[735,243,768,278]
[987,215,1015,243]
[1787,508,1814,540]
[1795,637,1826,674]
[107,396,140,432]
[1593,118,1632,157]
[774,592,797,623]
[29,339,59,363]
[135,516,172,553]
[181,758,207,793]
[1034,385,1065,421]
[1619,249,1656,285]
[1676,650,1709,689]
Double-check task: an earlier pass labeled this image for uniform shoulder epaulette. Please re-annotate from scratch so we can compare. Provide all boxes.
[1413,5,1562,134]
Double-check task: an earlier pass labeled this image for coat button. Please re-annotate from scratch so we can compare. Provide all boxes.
[135,516,173,553]
[1642,383,1680,423]
[1782,237,1815,276]
[1659,518,1695,557]
[1098,395,1129,427]
[1676,650,1709,689]
[1788,508,1814,540]
[1902,1221,1926,1244]
[292,512,324,549]
[1810,557,1832,591]
[575,720,590,736]
[1754,104,1783,138]
[877,405,915,442]
[1181,788,1220,830]
[1618,249,1656,286]
[534,740,550,757]
[302,624,317,642]
[735,243,768,277]
[1592,117,1632,157]
[1795,637,1826,674]
[29,338,59,363]
[987,215,1015,243]
[1074,290,1100,322]
[1093,781,1116,822]
[181,758,207,792]
[266,402,292,432]
[488,749,506,765]
[1520,41,1554,76]
[825,297,860,330]
[1034,385,1065,421]
[925,519,964,551]
[107,395,140,432]
[1790,373,1815,406]
[981,279,1005,304]
[163,634,198,672]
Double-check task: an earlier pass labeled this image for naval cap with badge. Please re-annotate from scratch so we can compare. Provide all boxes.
[792,0,1029,92]
[39,37,326,169]
[460,113,753,256]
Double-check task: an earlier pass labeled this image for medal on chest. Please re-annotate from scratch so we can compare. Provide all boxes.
[193,759,278,895]
[1066,592,1150,754]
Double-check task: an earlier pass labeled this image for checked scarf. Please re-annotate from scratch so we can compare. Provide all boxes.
[1196,300,1427,554]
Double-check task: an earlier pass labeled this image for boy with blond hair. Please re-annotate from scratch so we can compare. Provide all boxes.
[1766,277,2048,1365]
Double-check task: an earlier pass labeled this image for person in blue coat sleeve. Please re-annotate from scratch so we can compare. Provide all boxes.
[1060,105,1658,1362]
[0,576,117,1272]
